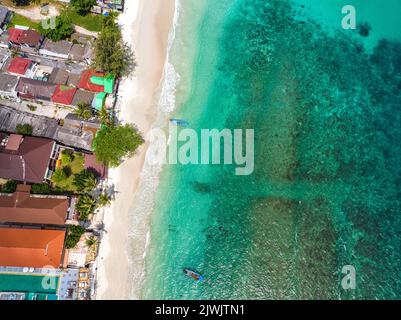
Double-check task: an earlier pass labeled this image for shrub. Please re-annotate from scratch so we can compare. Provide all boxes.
[16,124,33,136]
[51,168,68,184]
[31,183,51,194]
[1,180,18,193]
[61,149,74,164]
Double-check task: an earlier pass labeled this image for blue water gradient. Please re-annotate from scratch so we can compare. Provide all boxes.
[142,0,401,299]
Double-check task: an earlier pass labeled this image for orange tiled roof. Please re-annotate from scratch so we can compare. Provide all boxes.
[0,227,66,268]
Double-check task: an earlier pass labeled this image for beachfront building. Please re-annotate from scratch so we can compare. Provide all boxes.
[0,184,71,227]
[55,113,101,151]
[0,227,66,268]
[77,69,115,111]
[0,133,56,184]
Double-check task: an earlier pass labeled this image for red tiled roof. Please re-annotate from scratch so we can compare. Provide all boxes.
[7,28,42,47]
[0,185,69,226]
[5,134,23,151]
[0,135,55,183]
[7,28,24,44]
[78,69,105,92]
[0,227,66,268]
[21,29,42,47]
[51,85,77,105]
[7,56,31,75]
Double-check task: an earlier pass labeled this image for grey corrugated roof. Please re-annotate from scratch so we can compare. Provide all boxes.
[0,105,58,138]
[16,77,57,100]
[41,39,72,55]
[0,6,9,24]
[48,68,69,85]
[71,89,95,106]
[0,73,18,92]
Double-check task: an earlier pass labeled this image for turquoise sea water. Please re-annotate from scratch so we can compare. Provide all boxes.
[141,0,401,299]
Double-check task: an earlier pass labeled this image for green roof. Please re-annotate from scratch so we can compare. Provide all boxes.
[90,74,115,94]
[94,92,107,110]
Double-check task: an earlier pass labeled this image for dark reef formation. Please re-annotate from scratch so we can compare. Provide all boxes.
[198,0,401,299]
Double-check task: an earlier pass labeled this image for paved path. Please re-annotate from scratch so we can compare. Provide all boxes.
[12,5,99,38]
[13,5,60,21]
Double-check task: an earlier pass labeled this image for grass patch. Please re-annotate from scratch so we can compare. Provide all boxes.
[9,13,40,30]
[67,10,103,32]
[52,151,84,192]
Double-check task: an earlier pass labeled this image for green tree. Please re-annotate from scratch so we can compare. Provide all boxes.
[92,124,143,167]
[76,194,97,221]
[70,0,97,15]
[16,124,33,136]
[93,16,135,77]
[73,169,97,192]
[65,225,86,249]
[39,13,73,41]
[75,103,93,120]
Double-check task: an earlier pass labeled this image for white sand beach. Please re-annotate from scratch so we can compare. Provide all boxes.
[95,0,176,299]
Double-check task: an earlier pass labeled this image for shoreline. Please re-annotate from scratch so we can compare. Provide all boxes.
[95,0,176,300]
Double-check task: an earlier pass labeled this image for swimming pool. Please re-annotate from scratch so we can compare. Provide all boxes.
[0,273,59,300]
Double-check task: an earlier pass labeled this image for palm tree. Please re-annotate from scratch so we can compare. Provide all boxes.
[86,236,98,248]
[97,105,112,127]
[76,194,97,221]
[98,193,111,207]
[75,103,93,120]
[73,169,97,193]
